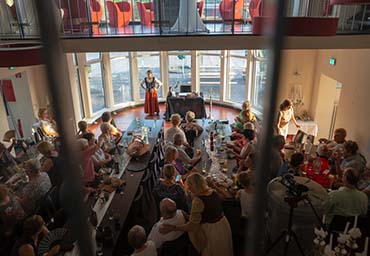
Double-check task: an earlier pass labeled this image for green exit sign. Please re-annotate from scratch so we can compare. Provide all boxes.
[329,57,336,66]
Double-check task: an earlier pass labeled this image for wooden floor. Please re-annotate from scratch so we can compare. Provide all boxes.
[89,103,239,136]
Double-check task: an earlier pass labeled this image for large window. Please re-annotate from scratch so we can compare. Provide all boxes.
[199,51,221,100]
[86,53,105,113]
[168,51,191,90]
[253,50,268,112]
[226,50,248,104]
[137,52,162,100]
[110,52,133,104]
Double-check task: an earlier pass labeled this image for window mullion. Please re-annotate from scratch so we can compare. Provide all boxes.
[78,53,93,119]
[130,52,140,103]
[219,50,226,102]
[160,51,168,98]
[191,50,198,93]
[102,52,114,109]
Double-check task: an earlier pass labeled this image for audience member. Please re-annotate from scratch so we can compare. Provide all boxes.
[277,152,304,177]
[20,159,51,214]
[335,140,366,178]
[160,173,233,256]
[11,215,60,256]
[0,142,17,180]
[0,185,25,236]
[76,121,91,138]
[236,171,255,218]
[239,153,257,173]
[128,225,157,256]
[148,198,186,249]
[83,133,113,170]
[234,101,257,132]
[164,114,188,145]
[153,164,188,211]
[181,111,203,146]
[77,138,98,185]
[327,128,347,151]
[270,135,286,179]
[98,123,117,154]
[37,141,63,187]
[38,108,59,137]
[325,168,368,225]
[173,133,201,166]
[101,111,122,138]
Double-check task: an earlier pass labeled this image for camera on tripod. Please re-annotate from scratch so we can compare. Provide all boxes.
[280,174,309,199]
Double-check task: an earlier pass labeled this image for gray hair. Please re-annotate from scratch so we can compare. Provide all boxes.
[25,159,41,172]
[165,145,178,161]
[173,133,183,146]
[76,138,88,151]
[128,225,147,250]
[160,198,177,219]
[100,122,111,133]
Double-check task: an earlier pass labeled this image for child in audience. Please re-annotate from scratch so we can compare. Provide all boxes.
[236,171,255,218]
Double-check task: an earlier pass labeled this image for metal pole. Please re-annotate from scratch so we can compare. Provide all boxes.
[34,1,93,255]
[246,0,287,255]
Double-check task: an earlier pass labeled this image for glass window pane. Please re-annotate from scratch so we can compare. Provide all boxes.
[168,54,191,89]
[137,53,162,99]
[110,52,129,58]
[226,56,246,104]
[74,68,85,118]
[86,52,100,62]
[253,60,267,112]
[111,56,133,104]
[199,53,221,100]
[230,50,248,57]
[87,62,105,113]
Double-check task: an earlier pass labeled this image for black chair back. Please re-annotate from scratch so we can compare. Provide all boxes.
[160,233,189,256]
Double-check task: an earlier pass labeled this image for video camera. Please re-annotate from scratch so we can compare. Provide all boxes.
[280,173,309,198]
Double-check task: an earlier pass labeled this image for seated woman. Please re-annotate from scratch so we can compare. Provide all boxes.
[77,138,99,186]
[238,153,257,173]
[98,123,117,154]
[277,152,304,177]
[325,168,368,226]
[0,142,17,181]
[173,133,201,167]
[37,141,63,187]
[83,133,113,170]
[160,173,233,256]
[154,164,188,211]
[234,101,257,132]
[165,114,188,145]
[76,120,92,138]
[11,215,60,256]
[38,108,59,137]
[234,129,257,166]
[227,122,255,155]
[20,159,52,214]
[180,111,203,146]
[305,144,331,188]
[101,111,122,139]
[0,185,26,238]
[236,171,255,219]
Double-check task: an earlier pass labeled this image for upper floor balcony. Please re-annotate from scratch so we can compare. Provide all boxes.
[0,0,370,40]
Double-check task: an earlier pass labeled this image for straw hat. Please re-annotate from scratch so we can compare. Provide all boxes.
[126,138,150,157]
[3,130,16,142]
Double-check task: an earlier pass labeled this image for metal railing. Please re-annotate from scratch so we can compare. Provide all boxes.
[0,0,369,38]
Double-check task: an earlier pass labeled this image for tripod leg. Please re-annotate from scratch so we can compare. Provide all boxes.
[265,230,288,255]
[291,231,305,256]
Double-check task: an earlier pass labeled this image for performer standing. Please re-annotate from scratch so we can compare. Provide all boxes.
[141,70,163,116]
[276,99,301,138]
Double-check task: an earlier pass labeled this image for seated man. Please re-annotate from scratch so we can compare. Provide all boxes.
[325,168,368,225]
[277,152,304,177]
[148,198,186,250]
[128,225,157,256]
[334,140,366,178]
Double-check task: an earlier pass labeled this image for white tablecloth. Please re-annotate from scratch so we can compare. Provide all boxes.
[288,120,318,137]
[171,0,208,33]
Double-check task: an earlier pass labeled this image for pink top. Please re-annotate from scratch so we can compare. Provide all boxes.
[82,146,97,183]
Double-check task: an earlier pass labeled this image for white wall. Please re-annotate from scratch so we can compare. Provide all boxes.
[310,49,370,160]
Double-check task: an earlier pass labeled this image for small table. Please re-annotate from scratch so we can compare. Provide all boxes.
[165,96,207,120]
[288,120,318,137]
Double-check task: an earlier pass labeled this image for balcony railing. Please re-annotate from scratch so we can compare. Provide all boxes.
[0,0,369,39]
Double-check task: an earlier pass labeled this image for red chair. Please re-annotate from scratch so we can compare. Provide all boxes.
[197,0,205,17]
[59,0,88,32]
[106,1,132,27]
[248,0,260,21]
[90,0,103,25]
[136,2,154,26]
[219,0,244,23]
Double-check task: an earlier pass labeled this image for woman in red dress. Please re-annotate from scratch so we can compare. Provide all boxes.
[141,70,163,116]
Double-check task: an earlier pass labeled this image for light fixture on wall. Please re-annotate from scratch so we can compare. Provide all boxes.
[290,70,304,117]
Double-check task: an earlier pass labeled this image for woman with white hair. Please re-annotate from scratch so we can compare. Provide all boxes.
[98,122,116,154]
[181,111,203,146]
[20,159,51,214]
[160,173,233,256]
[164,114,188,145]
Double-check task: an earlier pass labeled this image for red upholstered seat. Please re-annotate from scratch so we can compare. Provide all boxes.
[136,2,154,26]
[219,0,244,23]
[106,1,132,27]
[197,0,205,17]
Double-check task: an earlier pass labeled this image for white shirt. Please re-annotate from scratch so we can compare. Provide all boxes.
[164,127,187,144]
[148,210,186,249]
[132,241,157,256]
[239,190,254,218]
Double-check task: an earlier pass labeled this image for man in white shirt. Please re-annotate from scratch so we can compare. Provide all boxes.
[148,198,186,249]
[164,114,188,145]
